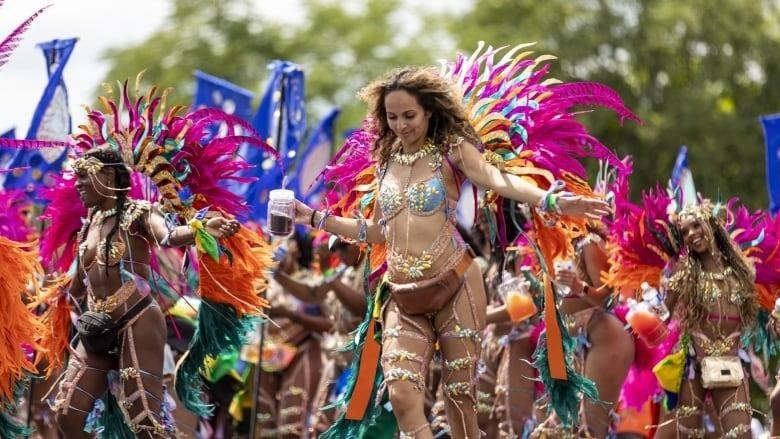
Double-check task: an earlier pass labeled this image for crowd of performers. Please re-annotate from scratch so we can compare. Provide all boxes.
[2,14,780,438]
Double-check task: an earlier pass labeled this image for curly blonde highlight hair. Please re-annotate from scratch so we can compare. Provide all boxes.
[669,207,758,333]
[358,66,481,168]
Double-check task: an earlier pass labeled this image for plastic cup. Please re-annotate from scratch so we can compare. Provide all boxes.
[268,189,295,238]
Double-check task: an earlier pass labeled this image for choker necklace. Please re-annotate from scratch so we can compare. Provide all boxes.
[92,208,118,226]
[392,140,436,166]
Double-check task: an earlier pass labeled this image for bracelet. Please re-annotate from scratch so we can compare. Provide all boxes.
[316,209,331,230]
[356,218,368,243]
[536,181,565,214]
[310,210,318,228]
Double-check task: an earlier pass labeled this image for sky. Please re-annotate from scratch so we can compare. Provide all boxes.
[0,0,470,137]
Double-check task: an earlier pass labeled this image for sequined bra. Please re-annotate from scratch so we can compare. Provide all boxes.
[378,176,448,220]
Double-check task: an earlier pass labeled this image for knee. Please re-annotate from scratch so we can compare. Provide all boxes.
[387,380,426,418]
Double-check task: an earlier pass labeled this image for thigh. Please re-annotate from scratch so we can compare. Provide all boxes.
[117,304,168,431]
[434,266,487,372]
[381,299,436,391]
[52,342,115,415]
[711,378,752,436]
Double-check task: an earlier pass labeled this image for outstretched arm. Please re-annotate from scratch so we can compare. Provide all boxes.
[146,206,241,247]
[295,199,386,244]
[453,140,611,219]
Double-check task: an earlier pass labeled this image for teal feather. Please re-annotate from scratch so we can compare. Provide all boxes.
[0,412,30,439]
[532,323,599,426]
[0,378,32,438]
[742,310,777,360]
[321,265,396,438]
[175,300,258,416]
[97,392,135,439]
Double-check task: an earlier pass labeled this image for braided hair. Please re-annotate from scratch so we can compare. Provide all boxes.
[669,210,758,333]
[80,148,132,274]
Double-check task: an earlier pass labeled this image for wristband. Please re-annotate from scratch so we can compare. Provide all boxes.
[310,210,318,228]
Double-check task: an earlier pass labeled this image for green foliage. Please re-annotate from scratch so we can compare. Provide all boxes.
[100,0,447,142]
[100,0,780,208]
[447,0,780,208]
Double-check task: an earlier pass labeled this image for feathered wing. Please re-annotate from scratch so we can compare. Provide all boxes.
[724,198,780,312]
[0,236,46,438]
[0,3,50,71]
[442,44,639,417]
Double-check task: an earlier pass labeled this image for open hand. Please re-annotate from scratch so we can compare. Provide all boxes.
[557,195,612,219]
[205,217,240,239]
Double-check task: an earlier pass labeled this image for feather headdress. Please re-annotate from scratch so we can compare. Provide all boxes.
[317,42,640,430]
[4,75,280,416]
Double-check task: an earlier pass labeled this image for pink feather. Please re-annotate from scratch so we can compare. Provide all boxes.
[0,189,34,241]
[38,174,85,272]
[0,4,50,71]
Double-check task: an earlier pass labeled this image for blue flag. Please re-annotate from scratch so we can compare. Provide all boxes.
[288,108,340,206]
[193,70,254,121]
[250,60,307,167]
[760,114,780,215]
[2,38,76,190]
[668,145,697,208]
[238,61,307,223]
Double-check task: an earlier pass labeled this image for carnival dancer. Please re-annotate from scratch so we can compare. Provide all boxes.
[2,78,276,437]
[246,233,330,438]
[308,240,369,436]
[293,42,639,438]
[605,194,780,439]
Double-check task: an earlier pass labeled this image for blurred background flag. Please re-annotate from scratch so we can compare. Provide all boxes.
[193,70,255,121]
[250,60,306,168]
[760,114,780,215]
[2,38,76,190]
[288,107,340,206]
[668,145,698,208]
[238,60,307,223]
[0,127,16,163]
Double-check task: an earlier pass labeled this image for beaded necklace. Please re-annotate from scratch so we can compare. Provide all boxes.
[391,140,437,166]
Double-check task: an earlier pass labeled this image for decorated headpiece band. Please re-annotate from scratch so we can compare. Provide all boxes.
[71,156,126,175]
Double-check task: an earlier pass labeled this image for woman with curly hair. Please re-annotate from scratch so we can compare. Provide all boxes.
[293,67,610,438]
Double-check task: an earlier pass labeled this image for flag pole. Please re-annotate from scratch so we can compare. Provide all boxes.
[248,70,287,439]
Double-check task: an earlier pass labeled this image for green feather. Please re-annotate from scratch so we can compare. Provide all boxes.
[321,251,397,438]
[0,412,30,439]
[196,228,220,262]
[0,375,31,438]
[532,328,599,426]
[175,300,258,416]
[742,309,777,360]
[97,392,136,439]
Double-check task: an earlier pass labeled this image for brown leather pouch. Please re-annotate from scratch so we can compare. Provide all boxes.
[387,253,472,315]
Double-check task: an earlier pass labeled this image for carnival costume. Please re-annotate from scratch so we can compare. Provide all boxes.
[0,3,59,437]
[605,190,780,438]
[311,43,639,437]
[2,76,277,436]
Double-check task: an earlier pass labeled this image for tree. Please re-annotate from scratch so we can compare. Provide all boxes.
[99,0,448,141]
[446,0,780,208]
